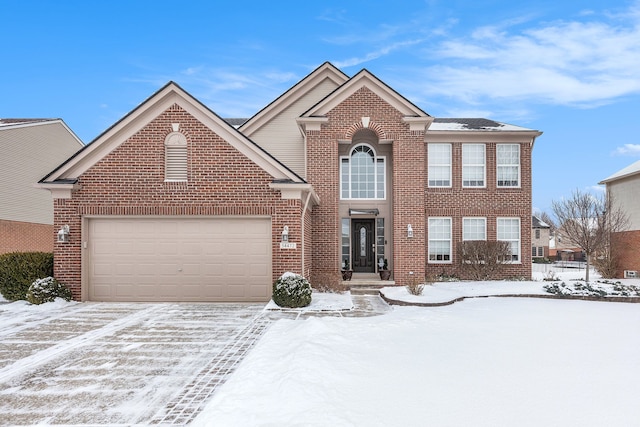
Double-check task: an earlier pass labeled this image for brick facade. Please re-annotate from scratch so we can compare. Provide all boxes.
[53,104,304,300]
[613,230,640,277]
[0,219,53,254]
[44,66,540,301]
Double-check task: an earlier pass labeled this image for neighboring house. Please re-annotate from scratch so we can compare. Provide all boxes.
[0,119,83,254]
[599,160,640,277]
[39,63,542,302]
[531,215,550,259]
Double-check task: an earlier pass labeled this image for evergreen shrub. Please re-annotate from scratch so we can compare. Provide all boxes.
[272,272,312,308]
[0,252,53,301]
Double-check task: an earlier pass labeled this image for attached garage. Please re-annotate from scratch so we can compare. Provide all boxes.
[87,217,272,302]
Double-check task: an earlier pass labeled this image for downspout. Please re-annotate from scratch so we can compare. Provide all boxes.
[301,190,312,277]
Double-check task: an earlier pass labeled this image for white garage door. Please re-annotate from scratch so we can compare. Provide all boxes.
[88,217,271,302]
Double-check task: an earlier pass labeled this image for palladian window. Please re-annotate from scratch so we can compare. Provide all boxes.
[341,144,385,199]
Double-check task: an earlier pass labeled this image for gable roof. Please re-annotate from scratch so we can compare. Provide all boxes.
[0,118,83,145]
[302,68,431,119]
[40,82,305,186]
[599,159,640,184]
[532,215,550,229]
[239,62,349,136]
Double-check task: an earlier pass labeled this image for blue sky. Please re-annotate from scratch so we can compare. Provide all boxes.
[2,0,640,214]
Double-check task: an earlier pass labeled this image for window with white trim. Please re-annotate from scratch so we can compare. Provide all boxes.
[497,144,520,187]
[340,144,385,199]
[462,144,485,187]
[428,217,452,262]
[463,217,486,241]
[497,217,521,262]
[428,143,451,187]
[164,131,187,181]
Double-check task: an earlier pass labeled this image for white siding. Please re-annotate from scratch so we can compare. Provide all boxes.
[609,177,640,231]
[0,122,82,224]
[249,78,340,178]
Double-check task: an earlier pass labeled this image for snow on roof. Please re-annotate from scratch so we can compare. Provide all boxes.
[0,118,56,127]
[429,118,535,132]
[599,159,640,184]
[532,215,550,228]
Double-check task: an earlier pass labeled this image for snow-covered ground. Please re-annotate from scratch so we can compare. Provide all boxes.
[193,268,640,427]
[2,267,639,426]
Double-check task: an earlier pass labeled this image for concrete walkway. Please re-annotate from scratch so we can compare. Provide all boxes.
[0,295,390,426]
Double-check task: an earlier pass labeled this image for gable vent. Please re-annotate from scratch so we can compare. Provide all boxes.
[165,131,187,181]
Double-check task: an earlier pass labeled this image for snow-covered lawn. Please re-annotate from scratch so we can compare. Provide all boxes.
[194,269,640,427]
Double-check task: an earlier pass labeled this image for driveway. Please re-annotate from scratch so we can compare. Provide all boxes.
[0,295,390,425]
[0,301,278,425]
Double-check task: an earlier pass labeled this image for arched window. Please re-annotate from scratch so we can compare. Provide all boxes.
[340,144,385,199]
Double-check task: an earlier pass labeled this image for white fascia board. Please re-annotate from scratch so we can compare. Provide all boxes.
[269,182,320,205]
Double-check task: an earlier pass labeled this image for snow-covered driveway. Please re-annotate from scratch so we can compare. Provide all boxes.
[0,301,272,425]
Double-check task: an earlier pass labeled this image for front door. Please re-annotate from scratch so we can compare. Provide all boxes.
[352,219,375,272]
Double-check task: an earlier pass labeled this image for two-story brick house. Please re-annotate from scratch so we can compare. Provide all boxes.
[39,63,541,302]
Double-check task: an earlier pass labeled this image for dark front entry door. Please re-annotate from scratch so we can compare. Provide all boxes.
[352,219,375,273]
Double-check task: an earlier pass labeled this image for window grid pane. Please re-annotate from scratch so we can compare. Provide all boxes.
[463,218,486,241]
[428,144,451,187]
[428,218,452,262]
[462,144,485,187]
[341,219,350,266]
[497,144,520,187]
[341,145,385,200]
[497,218,521,262]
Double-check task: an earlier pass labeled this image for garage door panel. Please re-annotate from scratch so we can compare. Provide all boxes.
[88,217,271,302]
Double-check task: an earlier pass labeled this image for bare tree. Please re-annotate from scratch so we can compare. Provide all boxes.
[592,194,629,278]
[457,240,512,280]
[552,189,627,282]
[538,211,557,233]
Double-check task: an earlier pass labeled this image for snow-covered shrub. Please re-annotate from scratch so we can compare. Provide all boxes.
[0,252,53,301]
[272,272,312,308]
[26,277,72,305]
[543,280,640,298]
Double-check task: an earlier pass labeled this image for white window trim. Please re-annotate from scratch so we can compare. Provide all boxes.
[496,144,521,188]
[340,143,386,200]
[462,144,486,188]
[428,143,452,188]
[428,217,452,264]
[497,217,521,263]
[462,217,487,241]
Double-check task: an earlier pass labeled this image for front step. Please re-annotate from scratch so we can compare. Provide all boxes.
[345,278,396,295]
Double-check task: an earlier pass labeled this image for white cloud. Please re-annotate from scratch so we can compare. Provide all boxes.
[613,144,640,156]
[333,39,424,68]
[420,4,640,107]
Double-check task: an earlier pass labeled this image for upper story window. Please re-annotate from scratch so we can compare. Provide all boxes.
[428,143,451,187]
[462,144,485,187]
[164,131,187,181]
[497,144,520,187]
[341,144,385,199]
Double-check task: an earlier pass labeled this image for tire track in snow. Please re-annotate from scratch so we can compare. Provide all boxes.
[0,302,100,339]
[0,304,166,385]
